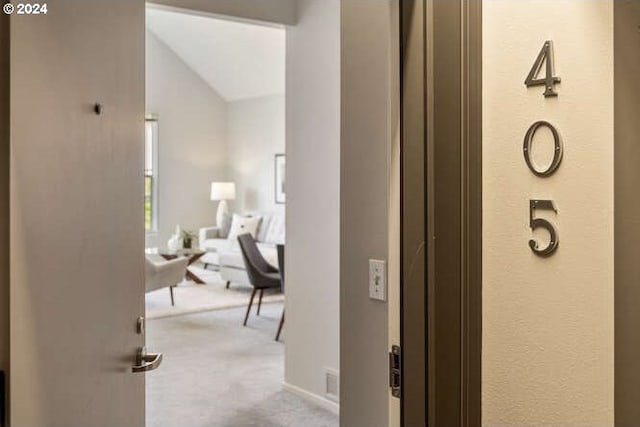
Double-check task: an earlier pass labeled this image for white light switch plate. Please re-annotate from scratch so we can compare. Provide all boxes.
[369,259,386,301]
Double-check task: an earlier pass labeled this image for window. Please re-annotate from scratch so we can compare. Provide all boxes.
[145,116,159,232]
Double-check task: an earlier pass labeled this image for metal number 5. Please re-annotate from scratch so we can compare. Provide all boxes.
[529,199,559,257]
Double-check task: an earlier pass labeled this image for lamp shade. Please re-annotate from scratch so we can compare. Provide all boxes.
[210,182,236,201]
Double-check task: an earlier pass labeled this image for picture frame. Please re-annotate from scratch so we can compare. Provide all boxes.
[275,154,286,204]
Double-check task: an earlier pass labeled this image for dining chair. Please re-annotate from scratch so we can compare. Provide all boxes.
[237,233,282,326]
[275,243,285,341]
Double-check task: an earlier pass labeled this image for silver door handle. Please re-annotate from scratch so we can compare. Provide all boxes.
[132,347,163,373]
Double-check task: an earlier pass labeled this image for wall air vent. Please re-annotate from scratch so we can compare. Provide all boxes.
[325,368,339,402]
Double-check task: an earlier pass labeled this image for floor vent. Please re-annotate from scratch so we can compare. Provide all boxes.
[325,368,339,402]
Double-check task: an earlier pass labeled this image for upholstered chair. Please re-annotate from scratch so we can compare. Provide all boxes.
[237,233,282,326]
[145,255,188,306]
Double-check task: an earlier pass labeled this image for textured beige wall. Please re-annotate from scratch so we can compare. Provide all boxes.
[483,1,614,425]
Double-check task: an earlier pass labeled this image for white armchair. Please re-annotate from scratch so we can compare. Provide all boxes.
[199,226,223,249]
[145,255,189,306]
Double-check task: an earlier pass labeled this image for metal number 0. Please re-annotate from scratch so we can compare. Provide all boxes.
[523,121,563,177]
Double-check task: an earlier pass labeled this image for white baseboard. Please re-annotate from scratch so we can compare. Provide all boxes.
[283,382,340,415]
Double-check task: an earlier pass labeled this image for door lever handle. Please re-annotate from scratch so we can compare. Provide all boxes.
[132,347,162,373]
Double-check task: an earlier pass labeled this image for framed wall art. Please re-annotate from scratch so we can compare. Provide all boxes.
[275,154,286,204]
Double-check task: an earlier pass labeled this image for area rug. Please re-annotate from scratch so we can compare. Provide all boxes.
[145,265,284,320]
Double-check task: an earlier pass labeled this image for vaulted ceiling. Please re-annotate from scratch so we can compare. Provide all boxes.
[146,7,285,102]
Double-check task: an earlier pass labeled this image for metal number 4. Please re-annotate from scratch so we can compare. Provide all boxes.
[529,199,559,257]
[525,41,561,97]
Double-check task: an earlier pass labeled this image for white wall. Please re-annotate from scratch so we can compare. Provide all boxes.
[285,0,341,412]
[148,0,296,26]
[340,1,395,425]
[227,94,285,214]
[483,1,614,425]
[146,30,228,247]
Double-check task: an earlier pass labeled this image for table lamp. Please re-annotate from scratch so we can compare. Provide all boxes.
[210,182,236,232]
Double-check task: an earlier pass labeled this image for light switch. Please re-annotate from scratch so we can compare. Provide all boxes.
[369,259,386,301]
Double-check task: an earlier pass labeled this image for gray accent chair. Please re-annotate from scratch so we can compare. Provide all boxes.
[276,243,285,341]
[145,255,188,306]
[237,233,282,326]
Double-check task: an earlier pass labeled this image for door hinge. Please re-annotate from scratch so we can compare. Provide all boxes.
[389,345,401,399]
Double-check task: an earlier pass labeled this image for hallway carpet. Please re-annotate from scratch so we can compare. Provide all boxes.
[146,302,338,427]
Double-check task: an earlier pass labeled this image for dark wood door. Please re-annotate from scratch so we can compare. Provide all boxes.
[400,1,481,425]
[614,1,640,425]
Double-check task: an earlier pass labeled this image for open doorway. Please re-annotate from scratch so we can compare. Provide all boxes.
[141,5,340,426]
[6,1,346,425]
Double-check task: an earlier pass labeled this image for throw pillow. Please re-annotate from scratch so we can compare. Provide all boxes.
[264,215,285,244]
[227,214,262,242]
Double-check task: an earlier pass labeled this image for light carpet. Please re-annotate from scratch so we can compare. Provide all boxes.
[146,265,284,320]
[146,303,338,427]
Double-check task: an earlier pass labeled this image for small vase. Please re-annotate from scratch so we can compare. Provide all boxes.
[183,238,192,249]
[167,235,181,251]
